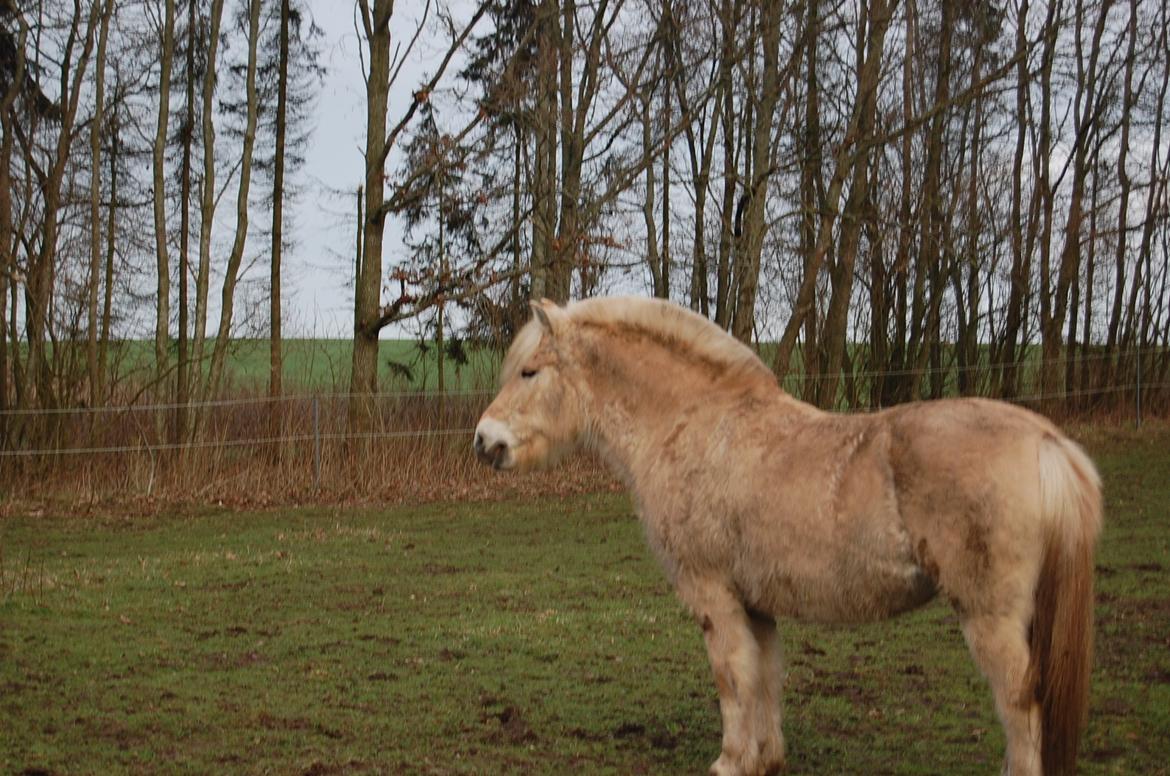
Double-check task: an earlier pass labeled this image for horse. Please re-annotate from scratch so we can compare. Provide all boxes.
[473,296,1101,776]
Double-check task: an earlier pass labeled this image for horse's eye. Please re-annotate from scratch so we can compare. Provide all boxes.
[521,368,538,379]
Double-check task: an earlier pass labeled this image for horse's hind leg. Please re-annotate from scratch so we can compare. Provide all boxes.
[960,612,1042,776]
[677,577,785,776]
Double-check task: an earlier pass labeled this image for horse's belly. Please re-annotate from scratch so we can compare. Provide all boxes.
[744,546,938,624]
[781,564,935,627]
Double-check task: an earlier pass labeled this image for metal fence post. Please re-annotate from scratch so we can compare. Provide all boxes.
[312,396,321,490]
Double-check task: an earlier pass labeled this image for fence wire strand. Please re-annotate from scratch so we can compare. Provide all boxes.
[0,389,496,417]
[0,378,1163,460]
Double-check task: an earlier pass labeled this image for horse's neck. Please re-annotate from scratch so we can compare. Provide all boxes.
[580,379,671,488]
[576,346,796,487]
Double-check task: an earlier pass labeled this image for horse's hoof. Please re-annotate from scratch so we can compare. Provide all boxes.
[762,759,788,775]
[710,753,783,776]
[709,754,739,776]
[759,738,787,774]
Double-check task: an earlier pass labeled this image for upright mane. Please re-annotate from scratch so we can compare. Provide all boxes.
[501,296,776,387]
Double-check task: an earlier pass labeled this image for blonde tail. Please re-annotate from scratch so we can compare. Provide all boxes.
[1032,435,1102,776]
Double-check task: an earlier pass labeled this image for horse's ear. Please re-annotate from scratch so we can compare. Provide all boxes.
[530,299,567,336]
[530,301,554,334]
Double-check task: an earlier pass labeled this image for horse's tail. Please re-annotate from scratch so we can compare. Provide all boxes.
[1032,434,1102,776]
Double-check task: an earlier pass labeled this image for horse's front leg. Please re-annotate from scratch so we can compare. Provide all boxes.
[748,610,785,772]
[677,576,786,776]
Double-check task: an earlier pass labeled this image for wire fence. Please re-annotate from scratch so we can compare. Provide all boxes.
[0,390,491,497]
[0,368,1163,458]
[0,427,478,458]
[0,351,1165,470]
[775,344,1170,383]
[0,347,1164,507]
[0,388,496,416]
[0,390,503,504]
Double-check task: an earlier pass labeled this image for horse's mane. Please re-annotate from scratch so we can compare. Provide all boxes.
[501,296,776,386]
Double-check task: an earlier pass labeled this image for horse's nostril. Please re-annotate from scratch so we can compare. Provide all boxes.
[474,432,485,452]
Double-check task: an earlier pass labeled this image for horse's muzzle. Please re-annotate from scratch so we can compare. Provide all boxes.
[473,419,516,470]
[473,433,509,469]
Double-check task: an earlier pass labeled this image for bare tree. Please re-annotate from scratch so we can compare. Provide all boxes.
[205,0,262,398]
[151,0,176,401]
[269,0,290,400]
[350,0,488,408]
[86,0,114,408]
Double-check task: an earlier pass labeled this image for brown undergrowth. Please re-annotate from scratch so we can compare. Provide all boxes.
[0,392,618,515]
[0,388,1162,516]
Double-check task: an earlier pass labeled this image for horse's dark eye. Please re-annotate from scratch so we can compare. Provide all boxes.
[521,369,537,379]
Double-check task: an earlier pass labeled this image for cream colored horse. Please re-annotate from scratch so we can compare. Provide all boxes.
[474,296,1101,776]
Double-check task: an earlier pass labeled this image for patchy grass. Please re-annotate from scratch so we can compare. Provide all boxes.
[1,431,1168,774]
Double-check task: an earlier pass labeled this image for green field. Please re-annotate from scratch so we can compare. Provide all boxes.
[98,338,503,394]
[102,337,1065,399]
[1,429,1168,774]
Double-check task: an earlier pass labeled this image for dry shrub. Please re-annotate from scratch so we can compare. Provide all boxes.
[0,391,615,513]
[1,374,1164,514]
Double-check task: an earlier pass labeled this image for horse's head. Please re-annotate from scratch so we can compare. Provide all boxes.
[473,300,586,472]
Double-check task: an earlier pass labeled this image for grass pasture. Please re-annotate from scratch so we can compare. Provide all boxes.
[97,338,502,395]
[1,429,1169,774]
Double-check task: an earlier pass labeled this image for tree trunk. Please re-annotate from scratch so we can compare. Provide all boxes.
[640,81,663,298]
[549,0,610,302]
[730,0,784,343]
[205,0,262,398]
[176,0,196,440]
[793,0,822,389]
[712,0,742,328]
[99,95,119,404]
[437,166,447,403]
[908,0,952,400]
[1042,0,1108,403]
[1076,147,1099,401]
[816,0,885,407]
[152,0,176,402]
[350,0,392,409]
[270,0,290,400]
[511,130,523,318]
[666,0,718,314]
[660,39,671,302]
[25,0,100,411]
[956,17,985,397]
[774,0,895,380]
[1121,15,1169,369]
[1103,0,1138,391]
[884,0,916,405]
[193,0,225,406]
[88,0,114,409]
[0,20,26,435]
[999,0,1033,399]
